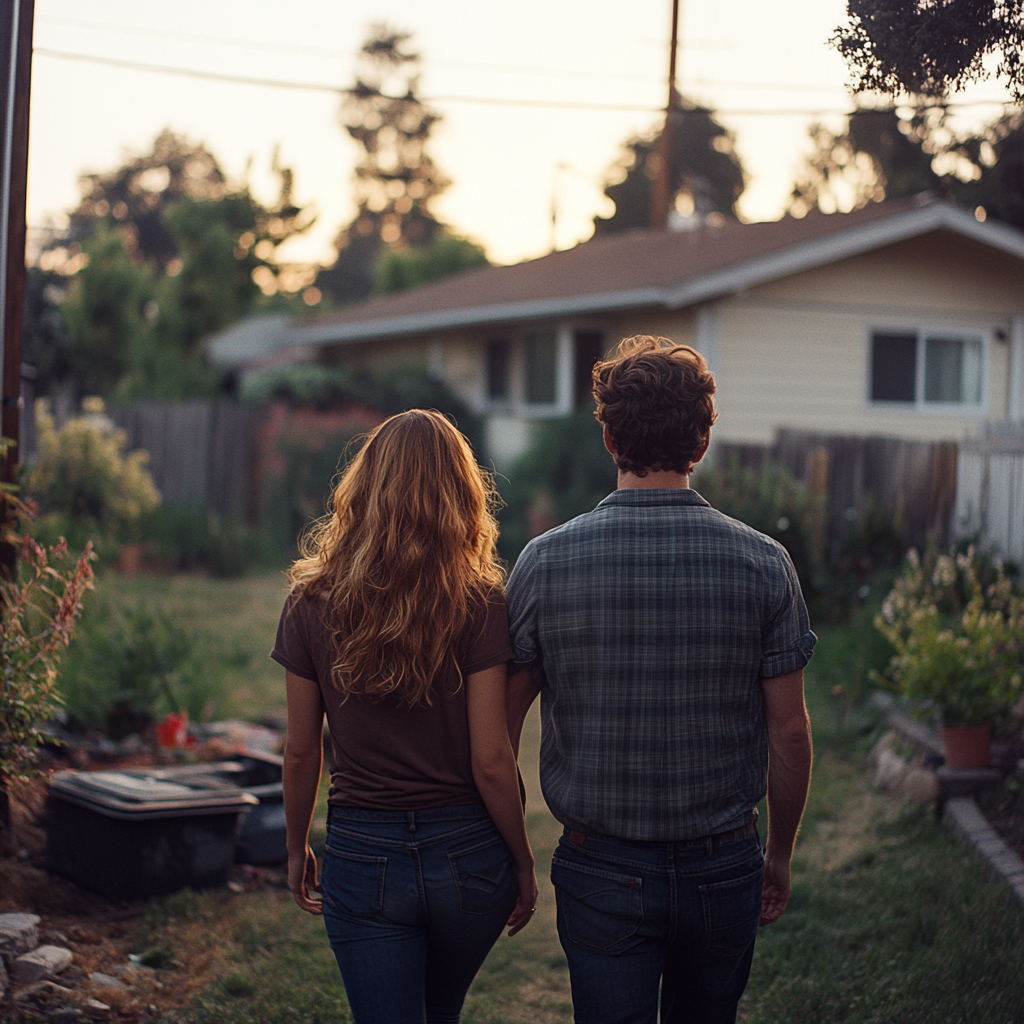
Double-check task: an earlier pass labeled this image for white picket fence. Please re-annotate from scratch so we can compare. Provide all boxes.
[954,429,1024,561]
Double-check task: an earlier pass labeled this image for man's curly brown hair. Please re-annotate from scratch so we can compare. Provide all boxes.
[592,335,717,477]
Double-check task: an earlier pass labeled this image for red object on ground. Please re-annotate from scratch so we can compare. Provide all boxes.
[939,724,992,769]
[156,712,189,748]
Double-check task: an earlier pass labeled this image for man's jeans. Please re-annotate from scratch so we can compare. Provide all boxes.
[321,804,517,1024]
[551,826,764,1024]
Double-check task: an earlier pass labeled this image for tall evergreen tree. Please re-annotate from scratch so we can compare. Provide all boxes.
[593,103,745,236]
[318,25,450,304]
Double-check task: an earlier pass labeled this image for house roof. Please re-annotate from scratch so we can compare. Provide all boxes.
[207,313,293,366]
[292,197,1024,348]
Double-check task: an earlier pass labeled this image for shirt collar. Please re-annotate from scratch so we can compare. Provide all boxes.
[596,488,711,509]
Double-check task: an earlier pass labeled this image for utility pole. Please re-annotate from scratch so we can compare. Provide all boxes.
[0,0,34,573]
[649,0,680,230]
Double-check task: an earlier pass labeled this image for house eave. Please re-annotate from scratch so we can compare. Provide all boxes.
[290,287,669,347]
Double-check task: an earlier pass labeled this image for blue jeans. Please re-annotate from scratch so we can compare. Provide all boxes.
[551,826,764,1024]
[321,804,518,1024]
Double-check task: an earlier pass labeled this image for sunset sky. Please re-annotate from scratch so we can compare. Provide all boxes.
[26,0,1017,268]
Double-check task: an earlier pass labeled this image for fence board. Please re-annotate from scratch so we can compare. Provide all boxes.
[954,430,1024,561]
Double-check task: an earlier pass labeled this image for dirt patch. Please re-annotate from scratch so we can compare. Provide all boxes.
[0,779,281,1023]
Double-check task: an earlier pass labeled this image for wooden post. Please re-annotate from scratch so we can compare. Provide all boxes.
[0,0,33,575]
[650,0,680,230]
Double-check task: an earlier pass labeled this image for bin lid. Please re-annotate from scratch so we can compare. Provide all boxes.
[50,770,258,820]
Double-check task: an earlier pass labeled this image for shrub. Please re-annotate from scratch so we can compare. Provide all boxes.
[1,439,94,828]
[497,412,616,561]
[875,547,1024,728]
[691,457,826,604]
[58,601,227,737]
[141,503,268,578]
[28,398,161,558]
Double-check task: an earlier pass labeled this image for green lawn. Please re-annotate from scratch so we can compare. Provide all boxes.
[89,573,1023,1024]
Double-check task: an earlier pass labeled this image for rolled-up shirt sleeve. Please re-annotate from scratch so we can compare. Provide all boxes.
[760,543,816,679]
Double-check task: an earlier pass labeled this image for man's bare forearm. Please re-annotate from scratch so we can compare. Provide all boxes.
[506,666,540,757]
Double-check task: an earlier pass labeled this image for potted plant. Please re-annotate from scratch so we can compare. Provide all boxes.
[876,549,1024,769]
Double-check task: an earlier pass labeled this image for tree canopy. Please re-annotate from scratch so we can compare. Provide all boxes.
[25,131,316,400]
[790,104,1024,232]
[593,103,745,236]
[317,24,453,304]
[833,0,1024,103]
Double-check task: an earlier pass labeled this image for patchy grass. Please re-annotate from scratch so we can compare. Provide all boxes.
[65,574,1022,1023]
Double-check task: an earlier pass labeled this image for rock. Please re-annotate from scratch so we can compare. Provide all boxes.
[88,971,126,991]
[12,945,74,985]
[0,912,41,961]
[897,765,940,803]
[17,980,77,1004]
[83,999,113,1021]
[47,1008,84,1024]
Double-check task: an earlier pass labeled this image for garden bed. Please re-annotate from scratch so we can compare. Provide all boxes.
[977,782,1024,862]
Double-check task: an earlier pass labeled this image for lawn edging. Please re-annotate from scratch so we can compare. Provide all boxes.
[943,796,1024,908]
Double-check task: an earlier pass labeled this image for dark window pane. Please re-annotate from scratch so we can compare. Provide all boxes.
[525,331,557,404]
[574,331,605,409]
[871,333,917,402]
[486,338,511,400]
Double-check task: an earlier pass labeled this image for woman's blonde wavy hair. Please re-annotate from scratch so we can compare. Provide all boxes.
[288,409,504,706]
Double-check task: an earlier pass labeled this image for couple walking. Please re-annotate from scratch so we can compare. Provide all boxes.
[273,335,815,1024]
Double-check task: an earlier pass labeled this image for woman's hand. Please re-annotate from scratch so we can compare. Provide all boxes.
[288,845,323,915]
[506,866,539,937]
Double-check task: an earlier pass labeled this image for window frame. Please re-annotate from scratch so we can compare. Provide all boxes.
[480,325,575,418]
[867,323,990,416]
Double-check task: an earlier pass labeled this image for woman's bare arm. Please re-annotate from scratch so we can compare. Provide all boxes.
[466,663,538,936]
[284,670,326,915]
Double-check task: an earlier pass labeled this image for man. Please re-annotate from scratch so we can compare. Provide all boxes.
[506,335,815,1024]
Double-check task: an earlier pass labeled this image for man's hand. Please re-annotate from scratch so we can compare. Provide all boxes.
[288,845,322,915]
[759,852,791,925]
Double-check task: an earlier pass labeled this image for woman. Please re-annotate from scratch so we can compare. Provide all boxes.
[271,409,537,1024]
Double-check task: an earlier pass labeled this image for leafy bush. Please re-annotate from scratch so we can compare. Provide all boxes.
[497,412,616,561]
[875,547,1024,728]
[141,503,268,578]
[58,601,228,737]
[691,457,826,604]
[1,440,94,823]
[28,397,161,559]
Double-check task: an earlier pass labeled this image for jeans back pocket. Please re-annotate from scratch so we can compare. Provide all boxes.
[447,834,516,915]
[699,864,763,952]
[323,847,388,917]
[551,855,643,952]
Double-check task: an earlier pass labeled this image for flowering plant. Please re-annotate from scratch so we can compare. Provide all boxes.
[876,548,1024,728]
[1,438,95,791]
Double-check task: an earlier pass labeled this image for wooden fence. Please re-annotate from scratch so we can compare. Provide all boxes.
[954,429,1024,561]
[714,429,959,553]
[106,401,264,523]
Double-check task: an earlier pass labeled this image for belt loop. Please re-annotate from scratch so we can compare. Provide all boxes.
[705,835,714,858]
[408,811,416,833]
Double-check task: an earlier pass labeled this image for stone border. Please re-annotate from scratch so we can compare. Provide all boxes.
[942,796,1024,907]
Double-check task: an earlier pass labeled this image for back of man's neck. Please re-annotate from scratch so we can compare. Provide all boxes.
[617,468,691,490]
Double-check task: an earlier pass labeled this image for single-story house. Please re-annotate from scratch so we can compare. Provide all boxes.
[284,195,1024,469]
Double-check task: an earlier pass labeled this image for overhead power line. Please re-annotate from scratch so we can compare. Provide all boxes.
[32,47,1020,117]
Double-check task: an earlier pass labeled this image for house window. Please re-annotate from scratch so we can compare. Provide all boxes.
[524,331,557,405]
[870,330,984,407]
[574,330,605,409]
[486,338,511,401]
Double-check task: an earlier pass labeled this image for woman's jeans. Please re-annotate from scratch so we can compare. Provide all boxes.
[551,826,765,1024]
[321,804,518,1024]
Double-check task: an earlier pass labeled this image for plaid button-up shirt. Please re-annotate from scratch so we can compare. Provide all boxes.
[507,488,816,841]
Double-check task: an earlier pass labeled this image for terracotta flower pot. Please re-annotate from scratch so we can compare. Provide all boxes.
[938,724,992,770]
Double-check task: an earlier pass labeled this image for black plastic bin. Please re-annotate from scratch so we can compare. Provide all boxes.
[47,770,256,899]
[143,752,286,865]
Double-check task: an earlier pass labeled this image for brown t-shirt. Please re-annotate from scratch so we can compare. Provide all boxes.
[271,588,514,809]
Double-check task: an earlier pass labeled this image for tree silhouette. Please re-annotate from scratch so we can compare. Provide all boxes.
[593,103,745,236]
[318,25,450,304]
[834,0,1024,104]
